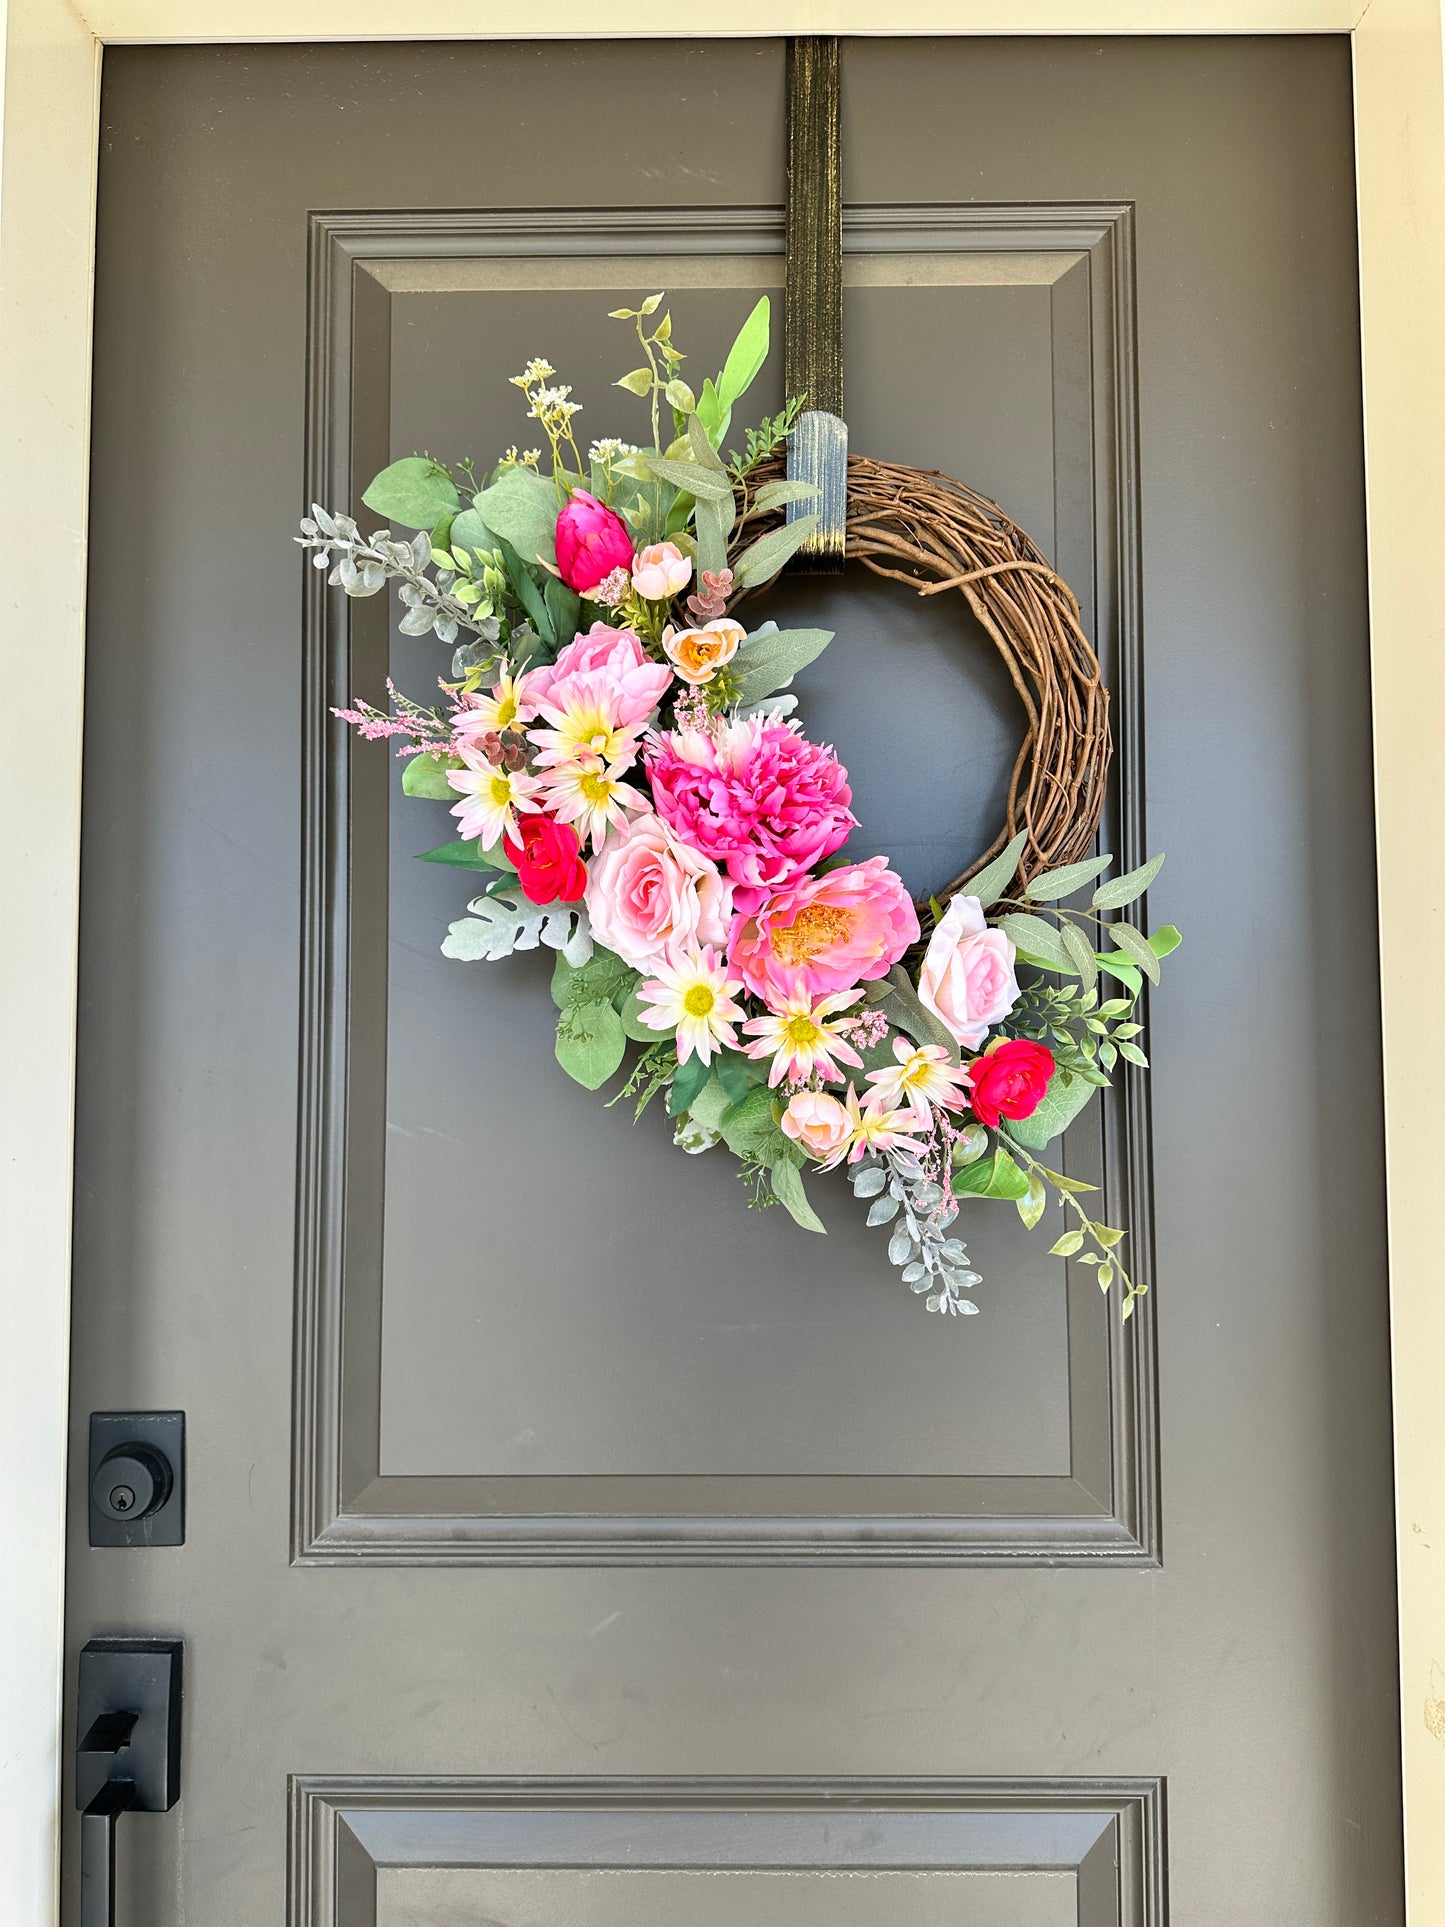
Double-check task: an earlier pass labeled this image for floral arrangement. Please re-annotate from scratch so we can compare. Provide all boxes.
[301,296,1178,1319]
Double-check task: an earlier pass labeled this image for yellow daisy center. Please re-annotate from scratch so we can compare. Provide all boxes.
[683,984,716,1019]
[488,773,512,806]
[495,691,518,728]
[579,769,613,804]
[782,1013,822,1049]
[770,903,853,966]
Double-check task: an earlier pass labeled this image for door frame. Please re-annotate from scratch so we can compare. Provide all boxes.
[4,5,1440,1923]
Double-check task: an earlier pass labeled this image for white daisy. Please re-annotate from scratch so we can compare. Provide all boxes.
[636,945,746,1067]
[446,751,542,849]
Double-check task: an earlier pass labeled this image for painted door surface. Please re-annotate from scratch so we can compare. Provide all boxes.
[66,35,1401,1926]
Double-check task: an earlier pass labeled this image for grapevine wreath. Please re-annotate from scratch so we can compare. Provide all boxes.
[302,296,1177,1319]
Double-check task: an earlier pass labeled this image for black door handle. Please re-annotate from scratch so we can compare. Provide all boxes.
[75,1640,182,1927]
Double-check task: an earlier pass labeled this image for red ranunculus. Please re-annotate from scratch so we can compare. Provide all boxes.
[554,489,635,595]
[503,813,588,905]
[967,1038,1055,1128]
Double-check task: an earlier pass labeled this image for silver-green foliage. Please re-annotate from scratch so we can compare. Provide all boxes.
[441,891,591,965]
[848,1149,981,1316]
[296,510,500,653]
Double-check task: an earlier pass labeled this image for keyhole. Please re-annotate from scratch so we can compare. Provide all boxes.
[110,1486,135,1513]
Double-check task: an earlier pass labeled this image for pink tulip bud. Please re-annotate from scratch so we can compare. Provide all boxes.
[554,489,635,595]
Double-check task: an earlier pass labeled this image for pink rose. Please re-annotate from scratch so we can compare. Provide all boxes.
[780,1090,851,1162]
[916,894,1020,1050]
[554,489,635,594]
[631,541,693,601]
[729,857,920,1008]
[585,810,734,972]
[524,624,678,728]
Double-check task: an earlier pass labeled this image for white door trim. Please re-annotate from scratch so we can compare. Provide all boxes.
[4,5,1440,1921]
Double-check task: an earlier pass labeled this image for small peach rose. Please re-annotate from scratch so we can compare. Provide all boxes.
[780,1089,852,1162]
[631,541,694,601]
[662,617,746,686]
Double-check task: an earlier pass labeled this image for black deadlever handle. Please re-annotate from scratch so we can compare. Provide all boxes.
[75,1639,182,1927]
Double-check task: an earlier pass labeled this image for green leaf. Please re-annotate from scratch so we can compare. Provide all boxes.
[731,626,836,705]
[717,295,770,409]
[1024,853,1113,901]
[998,912,1076,974]
[1092,852,1165,911]
[967,829,1030,910]
[1003,1071,1099,1150]
[950,1121,990,1166]
[1017,1171,1047,1229]
[770,1154,827,1234]
[416,837,511,871]
[1149,924,1183,958]
[1117,1040,1150,1067]
[696,375,728,446]
[666,1051,712,1116]
[544,575,582,648]
[693,497,729,577]
[401,754,461,800]
[1049,1230,1085,1257]
[730,513,820,588]
[618,988,660,1042]
[685,413,728,474]
[554,999,627,1090]
[664,379,696,412]
[750,477,820,512]
[616,367,653,397]
[715,1049,764,1106]
[880,964,961,1061]
[717,1086,780,1159]
[1095,952,1143,996]
[1094,1224,1126,1247]
[951,1146,1032,1202]
[644,455,732,501]
[495,535,554,644]
[473,466,559,570]
[361,456,460,531]
[1109,920,1161,985]
[1059,920,1099,992]
[551,944,638,1014]
[448,505,494,559]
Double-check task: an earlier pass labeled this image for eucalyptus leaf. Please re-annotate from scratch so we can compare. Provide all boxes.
[1059,919,1099,991]
[686,1074,732,1135]
[717,1086,781,1160]
[1004,1071,1099,1150]
[880,965,961,1062]
[751,477,820,512]
[1024,853,1113,901]
[866,1194,902,1226]
[1091,851,1164,911]
[693,497,729,577]
[731,627,836,705]
[1109,920,1162,985]
[644,456,731,501]
[401,754,460,801]
[967,829,1030,910]
[361,457,459,531]
[771,1155,826,1234]
[448,506,494,559]
[731,513,820,588]
[998,912,1076,974]
[685,414,728,473]
[554,998,627,1090]
[473,466,559,569]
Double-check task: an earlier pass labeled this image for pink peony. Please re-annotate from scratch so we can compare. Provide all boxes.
[916,893,1020,1050]
[646,716,857,911]
[520,622,671,722]
[554,489,635,594]
[780,1090,852,1163]
[729,857,920,1008]
[585,811,734,971]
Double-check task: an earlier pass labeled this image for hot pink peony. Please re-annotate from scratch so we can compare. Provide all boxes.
[646,716,857,911]
[584,810,734,971]
[554,489,634,594]
[728,856,920,1008]
[520,622,671,721]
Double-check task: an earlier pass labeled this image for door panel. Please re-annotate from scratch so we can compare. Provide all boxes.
[68,35,1401,1926]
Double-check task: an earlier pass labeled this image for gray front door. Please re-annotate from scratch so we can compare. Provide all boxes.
[66,34,1402,1925]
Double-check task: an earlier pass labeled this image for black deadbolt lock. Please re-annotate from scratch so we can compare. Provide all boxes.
[88,1413,184,1546]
